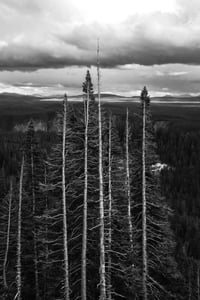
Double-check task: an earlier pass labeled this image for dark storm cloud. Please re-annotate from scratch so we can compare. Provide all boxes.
[1,31,200,71]
[0,46,96,71]
[0,0,200,71]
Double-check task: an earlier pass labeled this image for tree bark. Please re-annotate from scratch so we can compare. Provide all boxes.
[107,112,112,300]
[97,41,106,300]
[62,94,70,300]
[81,83,90,300]
[142,99,148,300]
[16,155,24,300]
[126,108,134,254]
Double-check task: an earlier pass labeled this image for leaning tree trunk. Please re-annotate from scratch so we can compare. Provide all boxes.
[3,178,13,289]
[142,98,148,300]
[81,83,90,300]
[97,41,106,300]
[62,94,70,300]
[16,155,25,300]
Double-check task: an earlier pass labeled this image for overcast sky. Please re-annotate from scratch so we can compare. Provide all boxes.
[0,0,200,96]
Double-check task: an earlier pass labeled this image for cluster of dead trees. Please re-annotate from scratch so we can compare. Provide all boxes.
[0,67,185,300]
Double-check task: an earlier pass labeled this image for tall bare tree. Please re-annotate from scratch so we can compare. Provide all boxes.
[126,108,134,257]
[81,74,90,300]
[16,154,25,300]
[141,87,148,300]
[107,112,112,300]
[97,41,106,300]
[62,94,70,300]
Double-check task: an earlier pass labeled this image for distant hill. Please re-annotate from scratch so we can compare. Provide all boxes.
[1,92,200,103]
[0,92,200,132]
[41,92,131,100]
[0,92,42,102]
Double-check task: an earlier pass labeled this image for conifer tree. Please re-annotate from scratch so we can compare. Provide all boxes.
[129,87,182,299]
[82,70,95,102]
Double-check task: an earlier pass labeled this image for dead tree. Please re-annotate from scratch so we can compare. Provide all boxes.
[107,112,112,300]
[62,94,70,300]
[126,108,134,257]
[16,155,25,300]
[81,76,90,300]
[97,41,106,300]
[141,87,148,300]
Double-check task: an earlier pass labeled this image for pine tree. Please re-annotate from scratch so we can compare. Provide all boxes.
[129,87,182,299]
[82,70,95,102]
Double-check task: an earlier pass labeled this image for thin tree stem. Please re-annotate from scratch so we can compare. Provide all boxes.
[126,108,134,253]
[62,95,70,300]
[81,83,90,300]
[97,40,106,300]
[107,112,112,300]
[16,155,24,300]
[142,99,148,300]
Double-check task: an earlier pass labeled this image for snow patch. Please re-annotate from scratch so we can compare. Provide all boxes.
[151,162,171,174]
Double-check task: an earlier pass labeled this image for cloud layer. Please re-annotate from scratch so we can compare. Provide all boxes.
[0,0,200,70]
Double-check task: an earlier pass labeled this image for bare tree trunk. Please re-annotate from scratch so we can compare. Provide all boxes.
[31,149,40,299]
[62,94,70,300]
[81,83,90,300]
[142,99,148,300]
[16,155,24,300]
[107,112,112,300]
[126,108,134,255]
[3,178,13,289]
[97,41,106,300]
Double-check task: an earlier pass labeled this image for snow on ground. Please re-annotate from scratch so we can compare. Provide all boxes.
[151,162,172,174]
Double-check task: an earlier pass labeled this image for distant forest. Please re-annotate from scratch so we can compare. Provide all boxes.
[0,71,200,300]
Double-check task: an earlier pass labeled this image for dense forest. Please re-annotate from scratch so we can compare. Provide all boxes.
[0,70,199,300]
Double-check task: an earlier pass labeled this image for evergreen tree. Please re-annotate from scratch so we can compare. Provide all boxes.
[82,70,95,102]
[130,87,182,299]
